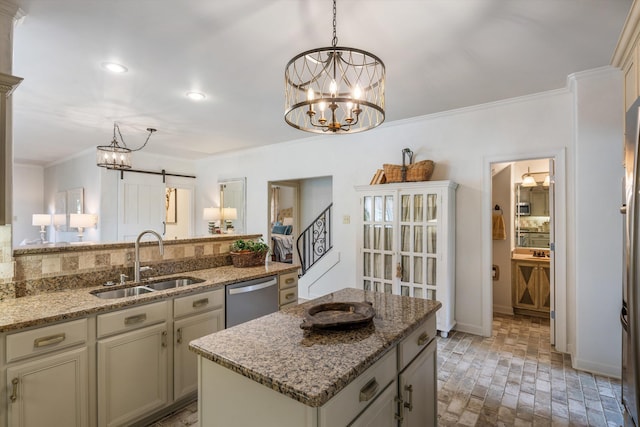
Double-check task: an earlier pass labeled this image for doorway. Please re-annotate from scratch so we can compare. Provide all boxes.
[484,150,567,353]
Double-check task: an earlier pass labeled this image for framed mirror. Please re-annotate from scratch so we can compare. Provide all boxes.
[220,178,246,234]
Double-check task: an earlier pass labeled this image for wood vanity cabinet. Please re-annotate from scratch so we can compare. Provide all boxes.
[3,319,90,427]
[512,259,551,316]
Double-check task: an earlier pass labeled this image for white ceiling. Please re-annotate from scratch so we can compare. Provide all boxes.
[11,0,632,166]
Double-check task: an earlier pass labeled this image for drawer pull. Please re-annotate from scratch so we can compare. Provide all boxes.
[404,384,414,411]
[9,378,18,402]
[33,333,66,348]
[161,331,167,348]
[192,298,209,308]
[285,278,295,285]
[285,292,296,300]
[176,328,182,344]
[417,332,430,346]
[124,313,147,325]
[359,378,379,402]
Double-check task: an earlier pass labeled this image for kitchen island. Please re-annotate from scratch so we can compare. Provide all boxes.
[189,288,441,426]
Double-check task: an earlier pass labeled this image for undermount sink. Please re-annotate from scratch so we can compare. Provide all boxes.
[144,277,205,291]
[91,277,205,299]
[92,286,154,299]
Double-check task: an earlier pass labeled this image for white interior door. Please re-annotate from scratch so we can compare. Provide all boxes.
[118,174,166,241]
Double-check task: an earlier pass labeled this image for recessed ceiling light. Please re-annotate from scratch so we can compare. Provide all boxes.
[101,62,128,73]
[186,92,206,101]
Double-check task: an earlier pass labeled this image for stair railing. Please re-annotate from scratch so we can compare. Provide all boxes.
[296,203,333,275]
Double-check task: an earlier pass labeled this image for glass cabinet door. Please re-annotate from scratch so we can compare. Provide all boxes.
[362,194,395,294]
[398,190,439,300]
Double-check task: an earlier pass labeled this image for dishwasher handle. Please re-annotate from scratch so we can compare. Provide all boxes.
[228,278,277,295]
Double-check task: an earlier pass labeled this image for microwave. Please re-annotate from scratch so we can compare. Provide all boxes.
[517,202,530,216]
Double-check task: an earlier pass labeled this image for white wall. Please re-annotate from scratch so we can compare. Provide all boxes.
[492,165,512,314]
[194,66,622,376]
[12,163,44,246]
[299,176,332,227]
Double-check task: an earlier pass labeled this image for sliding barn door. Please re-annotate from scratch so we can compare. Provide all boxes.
[118,174,166,241]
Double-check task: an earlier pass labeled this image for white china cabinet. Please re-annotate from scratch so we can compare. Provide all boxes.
[355,180,457,337]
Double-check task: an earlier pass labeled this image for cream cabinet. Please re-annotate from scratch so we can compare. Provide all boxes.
[173,289,224,400]
[356,180,457,337]
[4,319,89,427]
[279,271,299,309]
[97,301,169,427]
[512,259,551,316]
[198,312,438,427]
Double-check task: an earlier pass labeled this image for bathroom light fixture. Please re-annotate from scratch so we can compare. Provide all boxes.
[32,214,51,244]
[284,0,385,133]
[186,91,206,101]
[69,214,97,242]
[521,167,550,187]
[101,62,128,73]
[96,122,157,170]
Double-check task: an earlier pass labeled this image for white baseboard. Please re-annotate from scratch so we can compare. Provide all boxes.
[493,304,514,315]
[453,321,486,337]
[573,357,621,379]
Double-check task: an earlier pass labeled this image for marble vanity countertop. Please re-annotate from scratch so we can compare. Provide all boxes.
[511,253,551,262]
[0,263,298,333]
[189,288,441,407]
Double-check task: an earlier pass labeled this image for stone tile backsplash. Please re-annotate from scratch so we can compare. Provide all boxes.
[1,234,261,300]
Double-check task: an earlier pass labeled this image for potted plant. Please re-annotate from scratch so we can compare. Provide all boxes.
[229,238,270,267]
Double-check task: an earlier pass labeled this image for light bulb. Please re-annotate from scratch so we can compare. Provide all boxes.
[353,85,362,100]
[307,88,315,101]
[330,80,337,97]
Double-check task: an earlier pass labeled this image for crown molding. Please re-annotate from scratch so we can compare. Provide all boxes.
[611,0,639,67]
[0,72,22,96]
[0,0,23,20]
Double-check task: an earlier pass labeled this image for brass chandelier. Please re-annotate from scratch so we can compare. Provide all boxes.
[284,0,385,133]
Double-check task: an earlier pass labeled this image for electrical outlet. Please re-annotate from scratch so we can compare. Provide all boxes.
[343,215,350,224]
[126,253,132,262]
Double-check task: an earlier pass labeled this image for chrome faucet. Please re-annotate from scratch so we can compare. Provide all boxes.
[134,230,164,282]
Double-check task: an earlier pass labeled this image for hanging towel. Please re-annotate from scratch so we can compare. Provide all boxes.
[492,213,506,240]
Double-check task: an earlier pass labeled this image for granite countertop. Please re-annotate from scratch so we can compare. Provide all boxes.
[189,288,441,408]
[0,263,298,333]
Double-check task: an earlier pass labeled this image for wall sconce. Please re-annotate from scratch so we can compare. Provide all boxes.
[203,207,222,234]
[69,213,97,242]
[222,208,237,233]
[32,214,51,244]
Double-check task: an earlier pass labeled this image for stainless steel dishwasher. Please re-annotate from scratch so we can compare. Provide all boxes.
[225,275,279,327]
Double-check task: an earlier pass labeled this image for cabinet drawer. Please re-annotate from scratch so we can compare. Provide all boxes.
[97,301,168,338]
[174,289,224,318]
[319,349,396,427]
[279,272,298,290]
[279,287,298,306]
[397,314,436,370]
[6,318,88,363]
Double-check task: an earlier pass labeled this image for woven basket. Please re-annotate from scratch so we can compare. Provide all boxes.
[230,250,267,268]
[383,160,435,183]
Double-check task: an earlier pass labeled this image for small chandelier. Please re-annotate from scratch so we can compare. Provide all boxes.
[96,122,156,169]
[284,0,385,133]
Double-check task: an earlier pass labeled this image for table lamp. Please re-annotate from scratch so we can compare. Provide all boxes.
[32,214,51,243]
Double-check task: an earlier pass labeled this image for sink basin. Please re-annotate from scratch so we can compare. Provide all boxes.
[92,286,154,299]
[145,277,205,291]
[91,276,205,299]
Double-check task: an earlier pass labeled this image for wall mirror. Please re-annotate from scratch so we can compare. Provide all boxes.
[220,178,246,234]
[515,184,550,248]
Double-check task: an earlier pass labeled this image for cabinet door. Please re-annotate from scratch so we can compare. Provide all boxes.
[174,309,224,400]
[398,189,440,301]
[538,264,551,311]
[513,261,539,310]
[97,322,168,427]
[7,347,88,427]
[398,339,437,427]
[360,192,396,294]
[348,380,397,427]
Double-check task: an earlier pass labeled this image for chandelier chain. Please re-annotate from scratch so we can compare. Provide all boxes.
[331,0,338,47]
[113,122,155,152]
